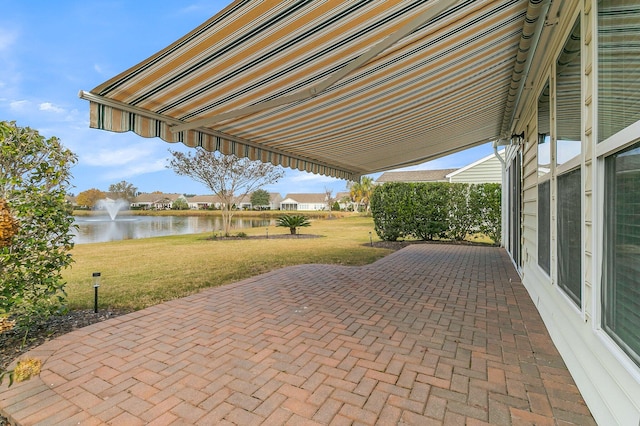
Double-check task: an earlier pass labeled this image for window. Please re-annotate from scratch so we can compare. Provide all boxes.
[598,1,640,142]
[538,82,551,275]
[508,153,522,267]
[603,142,640,367]
[538,83,551,176]
[556,18,582,166]
[555,17,582,305]
[538,180,551,275]
[557,169,582,305]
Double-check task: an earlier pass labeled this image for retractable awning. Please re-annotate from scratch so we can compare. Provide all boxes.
[80,0,548,181]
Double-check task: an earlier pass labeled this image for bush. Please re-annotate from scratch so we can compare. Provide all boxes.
[371,182,501,244]
[412,182,449,240]
[370,182,413,241]
[0,121,77,329]
[473,183,502,244]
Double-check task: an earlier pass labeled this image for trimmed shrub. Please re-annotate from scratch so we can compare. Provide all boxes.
[371,182,501,244]
[371,182,413,241]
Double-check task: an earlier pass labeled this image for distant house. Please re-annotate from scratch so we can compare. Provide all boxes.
[186,195,223,210]
[280,193,328,211]
[132,193,187,210]
[335,191,352,210]
[187,192,283,210]
[445,151,504,184]
[237,192,283,210]
[376,150,504,185]
[259,192,283,210]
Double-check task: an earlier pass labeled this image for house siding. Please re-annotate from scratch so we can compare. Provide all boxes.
[504,1,640,424]
[447,155,503,184]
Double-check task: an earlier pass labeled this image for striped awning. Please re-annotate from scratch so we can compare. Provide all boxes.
[81,0,548,181]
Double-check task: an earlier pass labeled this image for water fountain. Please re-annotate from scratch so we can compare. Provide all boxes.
[95,199,130,221]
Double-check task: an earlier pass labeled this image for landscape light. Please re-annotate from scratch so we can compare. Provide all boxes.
[92,272,101,313]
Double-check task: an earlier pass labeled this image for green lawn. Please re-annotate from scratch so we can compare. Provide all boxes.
[63,215,393,311]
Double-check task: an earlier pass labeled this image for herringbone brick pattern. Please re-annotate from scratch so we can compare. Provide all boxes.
[1,245,595,425]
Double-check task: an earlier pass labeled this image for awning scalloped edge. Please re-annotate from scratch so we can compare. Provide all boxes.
[80,91,357,181]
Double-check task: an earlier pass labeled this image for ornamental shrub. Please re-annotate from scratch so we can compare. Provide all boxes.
[446,183,474,241]
[276,214,311,235]
[0,121,77,329]
[371,182,414,241]
[371,181,501,244]
[472,183,502,244]
[412,182,449,240]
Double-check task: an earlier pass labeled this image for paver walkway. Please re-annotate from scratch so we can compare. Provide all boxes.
[1,244,595,425]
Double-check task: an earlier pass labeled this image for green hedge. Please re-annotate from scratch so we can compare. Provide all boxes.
[370,182,501,244]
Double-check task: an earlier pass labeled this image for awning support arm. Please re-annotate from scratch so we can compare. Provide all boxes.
[170,0,462,134]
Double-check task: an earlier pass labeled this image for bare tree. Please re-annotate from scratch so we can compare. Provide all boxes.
[324,187,336,218]
[168,149,284,236]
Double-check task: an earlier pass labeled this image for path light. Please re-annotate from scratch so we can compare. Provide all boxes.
[369,231,373,247]
[92,272,101,313]
[266,228,269,239]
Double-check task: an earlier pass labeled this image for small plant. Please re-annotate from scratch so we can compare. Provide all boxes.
[0,367,14,387]
[276,214,311,235]
[13,357,42,382]
[236,231,247,238]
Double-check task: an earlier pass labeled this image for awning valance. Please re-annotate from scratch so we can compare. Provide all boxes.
[81,0,548,180]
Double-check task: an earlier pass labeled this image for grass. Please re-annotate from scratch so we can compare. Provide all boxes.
[63,215,393,311]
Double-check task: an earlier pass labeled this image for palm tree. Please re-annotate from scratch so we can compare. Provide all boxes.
[276,214,311,235]
[349,176,375,213]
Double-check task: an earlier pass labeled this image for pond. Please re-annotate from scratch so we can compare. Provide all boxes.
[73,215,275,244]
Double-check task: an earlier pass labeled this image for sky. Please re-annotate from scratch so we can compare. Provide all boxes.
[0,1,496,197]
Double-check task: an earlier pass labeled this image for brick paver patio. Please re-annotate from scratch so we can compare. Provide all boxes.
[1,244,595,425]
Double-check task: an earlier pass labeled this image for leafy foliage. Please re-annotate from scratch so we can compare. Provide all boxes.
[0,367,13,387]
[371,182,501,243]
[108,180,137,202]
[349,176,375,213]
[276,214,311,235]
[75,188,106,208]
[168,149,284,236]
[250,189,271,208]
[0,121,77,329]
[472,183,502,244]
[171,197,189,210]
[447,183,473,241]
[412,182,450,240]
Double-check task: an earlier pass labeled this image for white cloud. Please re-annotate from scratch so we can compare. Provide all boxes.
[82,144,160,167]
[39,102,65,113]
[9,99,29,111]
[289,170,341,184]
[103,158,167,180]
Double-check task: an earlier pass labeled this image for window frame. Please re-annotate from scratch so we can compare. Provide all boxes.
[538,79,552,277]
[594,0,640,375]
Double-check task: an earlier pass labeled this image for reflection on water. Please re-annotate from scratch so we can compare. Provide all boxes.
[73,215,274,244]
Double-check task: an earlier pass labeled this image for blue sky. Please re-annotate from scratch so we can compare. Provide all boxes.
[0,1,495,197]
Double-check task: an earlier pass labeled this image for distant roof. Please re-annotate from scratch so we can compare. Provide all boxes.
[376,169,457,183]
[134,193,184,203]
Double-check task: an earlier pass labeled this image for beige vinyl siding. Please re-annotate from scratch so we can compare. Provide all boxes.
[447,155,503,184]
[521,112,539,264]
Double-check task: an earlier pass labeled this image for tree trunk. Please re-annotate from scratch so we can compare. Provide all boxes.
[290,227,296,235]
